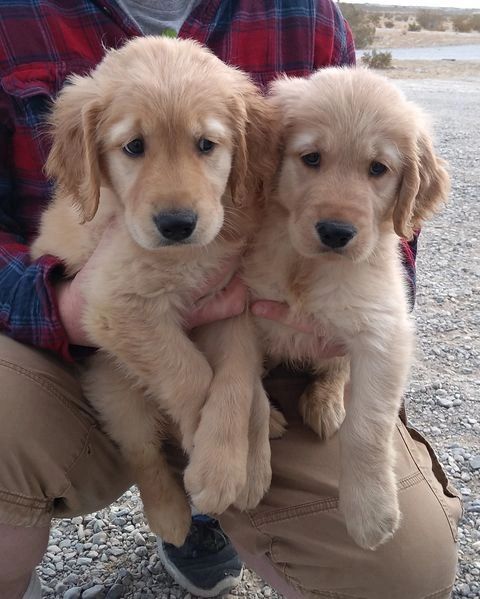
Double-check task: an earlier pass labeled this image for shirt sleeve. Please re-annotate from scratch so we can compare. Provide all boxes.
[331,1,357,67]
[0,92,73,361]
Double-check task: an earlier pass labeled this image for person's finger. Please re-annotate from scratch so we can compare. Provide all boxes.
[191,253,243,302]
[186,275,247,329]
[251,300,346,358]
[251,300,320,334]
[314,340,346,359]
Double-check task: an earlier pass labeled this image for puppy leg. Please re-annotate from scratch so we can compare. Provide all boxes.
[81,353,191,546]
[299,357,347,440]
[84,302,213,453]
[234,378,273,510]
[184,314,269,514]
[339,323,413,550]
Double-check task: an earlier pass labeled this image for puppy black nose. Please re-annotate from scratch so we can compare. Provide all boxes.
[315,220,357,249]
[153,210,198,242]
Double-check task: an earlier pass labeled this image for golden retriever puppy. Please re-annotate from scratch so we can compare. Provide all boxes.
[31,36,274,545]
[242,67,450,549]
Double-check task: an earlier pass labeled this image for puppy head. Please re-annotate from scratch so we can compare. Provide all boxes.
[268,67,449,262]
[46,36,271,249]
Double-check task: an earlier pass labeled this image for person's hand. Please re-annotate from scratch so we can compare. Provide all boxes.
[251,300,346,359]
[55,224,119,346]
[183,257,248,330]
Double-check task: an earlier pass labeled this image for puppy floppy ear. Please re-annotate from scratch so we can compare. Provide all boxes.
[393,130,450,240]
[45,74,102,222]
[228,80,280,207]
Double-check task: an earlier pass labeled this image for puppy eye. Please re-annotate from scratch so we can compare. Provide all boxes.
[301,152,321,168]
[369,161,388,177]
[198,138,215,153]
[123,138,145,157]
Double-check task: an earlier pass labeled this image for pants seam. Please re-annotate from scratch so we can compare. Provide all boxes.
[0,486,51,510]
[423,584,453,599]
[55,424,99,499]
[396,422,459,542]
[246,511,291,594]
[290,578,366,599]
[252,470,424,528]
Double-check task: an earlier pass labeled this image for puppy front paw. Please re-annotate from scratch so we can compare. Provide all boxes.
[269,405,287,439]
[184,446,247,515]
[140,478,191,547]
[234,441,271,511]
[340,477,400,550]
[144,494,191,547]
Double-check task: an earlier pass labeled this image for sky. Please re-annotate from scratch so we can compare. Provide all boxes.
[343,0,480,8]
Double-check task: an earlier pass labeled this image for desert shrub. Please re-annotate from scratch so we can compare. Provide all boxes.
[338,3,376,48]
[384,20,395,29]
[369,13,381,26]
[416,9,446,31]
[452,15,472,32]
[452,14,480,33]
[470,14,480,32]
[408,21,422,32]
[361,49,392,70]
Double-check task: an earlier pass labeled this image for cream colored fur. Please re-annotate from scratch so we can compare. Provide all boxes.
[31,36,275,545]
[242,67,450,549]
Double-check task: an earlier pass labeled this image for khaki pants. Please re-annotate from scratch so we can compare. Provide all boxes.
[0,335,462,598]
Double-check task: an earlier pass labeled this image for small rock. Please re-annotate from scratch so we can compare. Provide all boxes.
[59,540,72,549]
[105,584,125,599]
[459,583,470,596]
[71,517,83,525]
[91,532,107,545]
[112,517,127,527]
[134,531,146,546]
[92,520,104,533]
[76,557,92,566]
[55,582,67,595]
[436,396,453,408]
[469,456,480,470]
[134,546,148,558]
[81,585,105,599]
[42,567,56,577]
[64,587,82,599]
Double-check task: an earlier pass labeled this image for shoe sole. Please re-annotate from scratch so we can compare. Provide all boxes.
[156,541,244,598]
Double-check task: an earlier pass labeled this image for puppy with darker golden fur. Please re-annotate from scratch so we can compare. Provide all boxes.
[242,68,450,550]
[31,36,275,545]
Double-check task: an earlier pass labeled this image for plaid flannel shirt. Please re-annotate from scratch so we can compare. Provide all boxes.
[0,0,416,362]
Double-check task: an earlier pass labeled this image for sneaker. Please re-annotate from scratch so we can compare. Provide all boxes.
[22,570,42,599]
[157,516,243,597]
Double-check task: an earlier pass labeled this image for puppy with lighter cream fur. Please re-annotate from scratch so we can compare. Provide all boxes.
[242,68,450,549]
[31,36,276,545]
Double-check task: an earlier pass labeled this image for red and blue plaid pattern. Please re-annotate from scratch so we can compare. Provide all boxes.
[0,0,414,361]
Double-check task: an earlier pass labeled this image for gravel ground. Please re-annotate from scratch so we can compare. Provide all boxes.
[38,76,479,599]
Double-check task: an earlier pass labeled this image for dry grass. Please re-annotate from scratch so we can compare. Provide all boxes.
[377,59,480,80]
[373,25,480,49]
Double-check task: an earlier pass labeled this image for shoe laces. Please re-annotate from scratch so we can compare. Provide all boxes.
[183,518,229,557]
